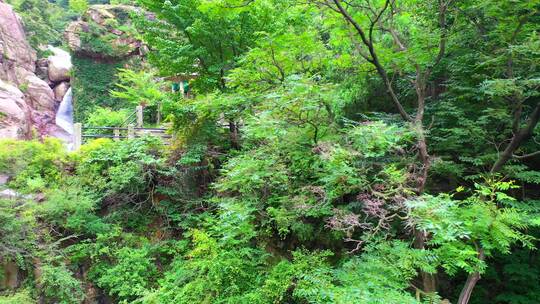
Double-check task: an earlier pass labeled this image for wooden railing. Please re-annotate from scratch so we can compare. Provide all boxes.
[72,106,172,150]
[73,124,171,150]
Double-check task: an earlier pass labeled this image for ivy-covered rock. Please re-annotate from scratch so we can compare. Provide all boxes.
[65,4,150,122]
[64,5,145,60]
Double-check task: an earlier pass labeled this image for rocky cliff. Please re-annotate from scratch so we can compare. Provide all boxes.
[65,4,148,121]
[0,0,72,140]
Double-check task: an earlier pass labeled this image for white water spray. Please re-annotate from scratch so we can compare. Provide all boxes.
[55,87,74,134]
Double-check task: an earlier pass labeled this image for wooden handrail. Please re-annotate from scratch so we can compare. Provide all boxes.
[83,126,129,130]
[82,134,172,139]
[134,127,167,131]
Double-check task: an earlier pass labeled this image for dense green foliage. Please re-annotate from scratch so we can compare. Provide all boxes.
[1,0,540,303]
[71,56,125,121]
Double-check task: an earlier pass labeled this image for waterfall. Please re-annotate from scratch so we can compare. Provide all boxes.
[47,45,74,149]
[55,88,74,134]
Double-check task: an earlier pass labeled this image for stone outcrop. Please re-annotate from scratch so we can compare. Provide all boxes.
[24,74,55,111]
[0,0,36,85]
[1,259,19,290]
[64,21,82,53]
[47,46,72,82]
[0,80,26,120]
[64,4,150,123]
[65,5,146,59]
[53,81,70,101]
[0,79,28,138]
[0,1,33,139]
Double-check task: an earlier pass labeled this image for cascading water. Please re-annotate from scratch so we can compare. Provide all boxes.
[55,87,73,134]
[48,45,75,149]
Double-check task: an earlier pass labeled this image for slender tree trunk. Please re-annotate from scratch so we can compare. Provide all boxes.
[417,134,431,192]
[457,246,485,304]
[457,98,539,304]
[412,86,437,293]
[414,84,430,193]
[328,0,445,294]
[228,121,240,149]
[413,133,436,294]
[331,0,412,122]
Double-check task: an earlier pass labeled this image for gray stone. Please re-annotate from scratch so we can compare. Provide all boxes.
[53,81,70,101]
[47,47,72,83]
[24,74,55,111]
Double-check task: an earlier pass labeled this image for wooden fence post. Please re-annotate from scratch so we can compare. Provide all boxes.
[73,123,82,150]
[136,105,143,128]
[127,124,135,139]
[157,102,162,125]
[114,127,120,141]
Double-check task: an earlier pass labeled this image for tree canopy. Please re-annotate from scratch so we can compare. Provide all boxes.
[1,0,539,303]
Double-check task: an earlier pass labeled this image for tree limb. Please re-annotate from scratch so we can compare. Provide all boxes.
[491,102,540,173]
[514,150,540,160]
[330,0,412,121]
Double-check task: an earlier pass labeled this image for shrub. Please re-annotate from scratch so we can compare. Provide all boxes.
[85,107,130,127]
[68,0,88,13]
[0,138,68,192]
[96,246,158,301]
[40,264,84,304]
[0,289,34,304]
